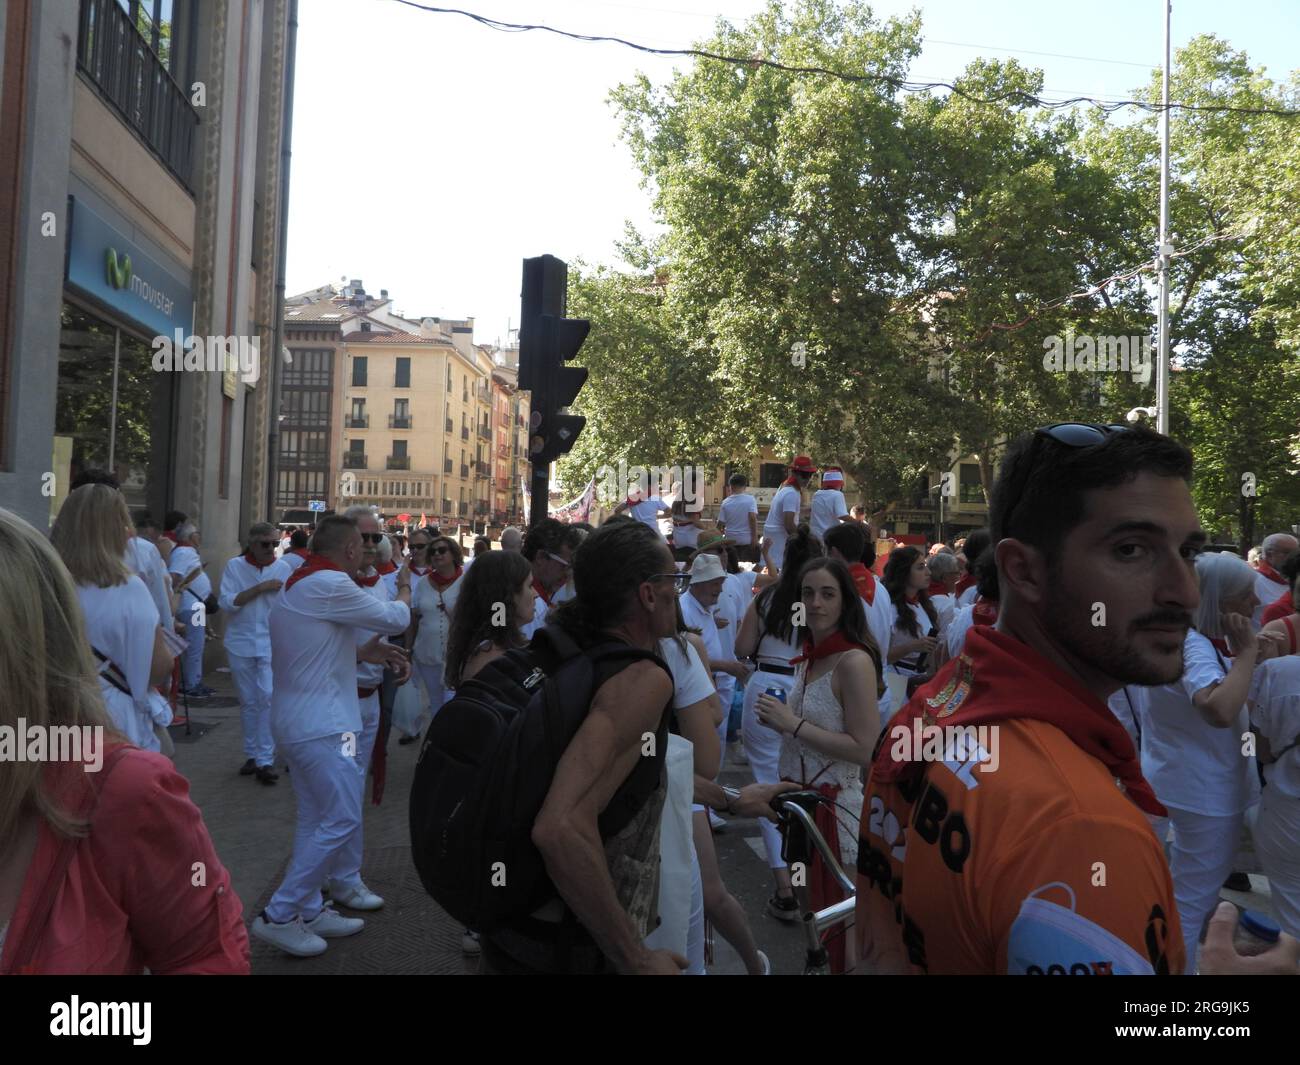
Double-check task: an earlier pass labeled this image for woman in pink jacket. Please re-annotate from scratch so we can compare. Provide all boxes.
[0,506,248,975]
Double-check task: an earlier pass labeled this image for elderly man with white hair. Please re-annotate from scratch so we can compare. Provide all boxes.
[499,526,523,552]
[1254,532,1298,628]
[925,550,961,632]
[168,520,213,696]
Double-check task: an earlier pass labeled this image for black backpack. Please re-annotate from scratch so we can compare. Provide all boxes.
[409,624,671,933]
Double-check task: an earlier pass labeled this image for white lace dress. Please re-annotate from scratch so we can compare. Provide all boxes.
[778,661,865,868]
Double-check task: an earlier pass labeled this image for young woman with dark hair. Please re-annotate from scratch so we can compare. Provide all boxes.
[755,556,881,973]
[883,546,941,684]
[734,525,824,919]
[444,550,535,690]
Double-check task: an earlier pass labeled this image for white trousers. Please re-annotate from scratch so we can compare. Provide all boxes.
[179,610,206,689]
[327,692,381,890]
[414,661,452,726]
[265,733,363,923]
[1166,805,1245,973]
[742,669,797,870]
[1254,786,1300,939]
[228,652,275,767]
[644,843,705,975]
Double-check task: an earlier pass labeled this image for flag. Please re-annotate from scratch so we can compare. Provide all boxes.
[521,475,531,521]
[550,478,596,523]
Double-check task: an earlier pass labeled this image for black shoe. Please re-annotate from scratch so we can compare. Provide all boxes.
[1223,871,1252,892]
[765,893,799,923]
[255,765,279,785]
[239,758,256,776]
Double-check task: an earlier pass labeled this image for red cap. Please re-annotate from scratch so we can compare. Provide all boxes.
[789,455,817,474]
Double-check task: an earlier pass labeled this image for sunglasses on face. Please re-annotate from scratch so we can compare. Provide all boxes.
[411,542,430,551]
[361,533,385,544]
[430,545,452,556]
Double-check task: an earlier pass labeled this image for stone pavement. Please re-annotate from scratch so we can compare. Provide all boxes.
[170,644,1278,976]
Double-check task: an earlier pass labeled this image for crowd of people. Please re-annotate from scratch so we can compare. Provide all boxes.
[2,429,1298,976]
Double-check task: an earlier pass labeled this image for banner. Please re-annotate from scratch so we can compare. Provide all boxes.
[550,478,596,524]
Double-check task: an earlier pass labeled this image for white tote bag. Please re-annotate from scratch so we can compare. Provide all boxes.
[643,734,695,959]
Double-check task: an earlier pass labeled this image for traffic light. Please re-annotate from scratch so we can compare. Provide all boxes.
[519,255,590,467]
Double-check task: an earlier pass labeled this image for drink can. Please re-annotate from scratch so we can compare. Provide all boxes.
[763,685,787,704]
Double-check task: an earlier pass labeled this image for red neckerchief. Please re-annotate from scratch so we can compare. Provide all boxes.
[790,630,871,665]
[626,497,642,509]
[355,568,381,588]
[954,573,977,597]
[1257,560,1286,586]
[848,562,876,606]
[376,560,398,575]
[926,580,948,598]
[1262,590,1294,627]
[872,625,1166,816]
[781,475,801,488]
[972,596,998,626]
[284,553,346,591]
[429,566,463,590]
[532,576,554,607]
[288,547,310,559]
[163,530,178,543]
[1209,636,1233,659]
[242,551,270,572]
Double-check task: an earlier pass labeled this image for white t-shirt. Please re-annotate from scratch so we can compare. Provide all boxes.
[125,537,172,629]
[1248,656,1300,800]
[860,590,895,724]
[1254,569,1288,628]
[658,637,717,710]
[930,591,956,633]
[219,555,293,658]
[1137,629,1259,816]
[718,493,759,545]
[412,573,463,665]
[673,515,700,550]
[270,570,410,745]
[78,577,170,752]
[762,485,802,568]
[168,544,211,616]
[945,604,976,659]
[680,590,728,705]
[626,498,667,533]
[957,584,979,608]
[282,551,308,573]
[889,599,937,676]
[809,489,848,541]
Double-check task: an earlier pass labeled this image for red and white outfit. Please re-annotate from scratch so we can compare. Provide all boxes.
[1254,561,1288,628]
[281,547,310,574]
[850,562,894,727]
[411,567,464,723]
[809,475,848,541]
[264,556,410,925]
[219,552,293,770]
[761,481,802,572]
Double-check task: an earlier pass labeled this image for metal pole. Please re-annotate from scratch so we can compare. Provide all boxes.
[1156,0,1172,435]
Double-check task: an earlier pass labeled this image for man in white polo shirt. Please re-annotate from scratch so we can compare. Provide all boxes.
[717,473,760,564]
[1254,532,1297,627]
[614,485,672,534]
[252,514,412,958]
[761,455,816,576]
[809,466,851,541]
[219,521,292,784]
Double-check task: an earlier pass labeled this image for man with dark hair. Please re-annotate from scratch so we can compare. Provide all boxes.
[857,423,1298,975]
[282,528,311,572]
[520,518,581,639]
[717,472,760,564]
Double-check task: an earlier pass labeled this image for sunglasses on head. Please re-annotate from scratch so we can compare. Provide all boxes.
[1000,423,1131,539]
[361,533,385,544]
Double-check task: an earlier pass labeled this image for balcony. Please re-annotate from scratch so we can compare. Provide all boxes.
[386,456,411,470]
[345,414,369,429]
[478,423,492,441]
[389,415,412,429]
[460,426,469,441]
[443,458,453,474]
[343,453,367,470]
[76,0,200,190]
[476,460,491,477]
[460,464,469,479]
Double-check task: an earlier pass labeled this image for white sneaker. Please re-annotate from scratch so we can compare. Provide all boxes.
[304,904,366,938]
[251,912,328,957]
[327,880,384,911]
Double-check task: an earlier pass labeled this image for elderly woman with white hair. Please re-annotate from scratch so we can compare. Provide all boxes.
[1134,550,1283,971]
[168,519,213,696]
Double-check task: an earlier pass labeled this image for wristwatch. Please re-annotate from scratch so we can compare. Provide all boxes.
[718,785,741,815]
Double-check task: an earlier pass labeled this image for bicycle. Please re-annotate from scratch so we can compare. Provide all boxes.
[771,790,858,975]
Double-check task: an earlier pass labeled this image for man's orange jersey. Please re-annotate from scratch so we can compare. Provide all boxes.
[857,627,1184,976]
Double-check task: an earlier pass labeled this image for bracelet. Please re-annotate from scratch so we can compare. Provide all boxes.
[793,719,806,740]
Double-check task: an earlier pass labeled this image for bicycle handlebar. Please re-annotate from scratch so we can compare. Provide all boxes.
[772,793,858,898]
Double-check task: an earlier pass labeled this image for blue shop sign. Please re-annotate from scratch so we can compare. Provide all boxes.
[65,196,193,338]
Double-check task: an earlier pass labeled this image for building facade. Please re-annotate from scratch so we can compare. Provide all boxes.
[0,0,295,567]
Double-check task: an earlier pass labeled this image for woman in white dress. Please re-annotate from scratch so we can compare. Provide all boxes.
[755,556,881,974]
[408,535,465,739]
[49,485,175,752]
[1247,654,1300,938]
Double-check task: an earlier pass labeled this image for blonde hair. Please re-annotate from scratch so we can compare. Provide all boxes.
[50,484,131,587]
[0,508,118,852]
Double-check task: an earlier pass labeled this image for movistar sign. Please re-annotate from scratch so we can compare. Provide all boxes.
[65,196,192,338]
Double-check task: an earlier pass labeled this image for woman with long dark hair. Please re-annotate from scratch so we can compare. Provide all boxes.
[883,546,941,684]
[444,550,535,690]
[734,525,824,920]
[755,556,881,973]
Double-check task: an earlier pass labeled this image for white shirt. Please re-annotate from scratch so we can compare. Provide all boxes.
[673,514,701,550]
[929,590,956,633]
[679,590,727,704]
[658,637,716,710]
[718,493,759,545]
[1248,656,1300,800]
[859,590,896,723]
[1254,569,1288,628]
[218,555,292,658]
[945,604,976,659]
[1137,629,1259,816]
[889,599,937,676]
[626,497,667,532]
[1107,685,1145,750]
[168,544,211,616]
[762,485,802,568]
[355,572,398,689]
[270,570,410,744]
[282,551,308,573]
[125,537,172,629]
[78,577,170,752]
[753,593,803,668]
[956,584,979,608]
[809,489,848,541]
[412,573,463,665]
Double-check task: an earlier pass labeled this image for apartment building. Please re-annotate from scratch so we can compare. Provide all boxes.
[0,0,296,566]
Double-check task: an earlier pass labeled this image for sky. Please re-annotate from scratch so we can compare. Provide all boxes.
[284,0,1298,348]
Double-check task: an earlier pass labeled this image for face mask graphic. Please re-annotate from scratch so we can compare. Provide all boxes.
[1006,882,1154,975]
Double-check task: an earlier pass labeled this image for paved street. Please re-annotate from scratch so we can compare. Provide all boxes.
[174,647,1278,976]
